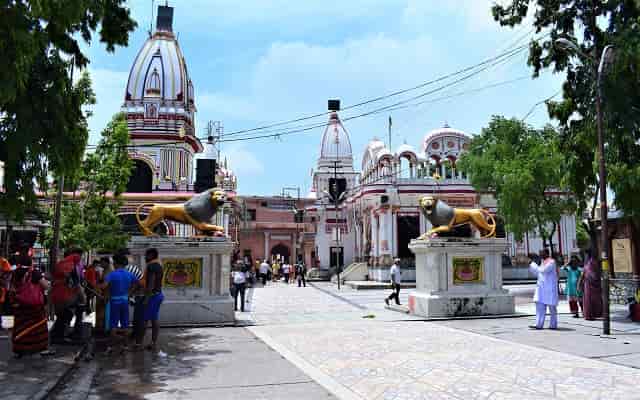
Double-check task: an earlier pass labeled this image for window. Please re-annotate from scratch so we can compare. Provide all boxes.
[146,68,161,95]
[247,209,256,221]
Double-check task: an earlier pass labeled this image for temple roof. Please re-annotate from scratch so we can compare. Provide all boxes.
[319,111,353,160]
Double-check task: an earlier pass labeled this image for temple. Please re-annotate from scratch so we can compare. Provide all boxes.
[118,4,236,237]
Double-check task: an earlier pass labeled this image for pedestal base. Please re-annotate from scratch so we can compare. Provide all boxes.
[128,236,235,326]
[408,291,515,318]
[160,297,235,325]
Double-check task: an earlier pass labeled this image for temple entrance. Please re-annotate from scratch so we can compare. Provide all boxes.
[126,160,153,193]
[271,243,290,263]
[330,246,344,270]
[397,215,420,261]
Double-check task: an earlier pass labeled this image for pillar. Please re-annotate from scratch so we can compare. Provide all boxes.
[264,232,270,261]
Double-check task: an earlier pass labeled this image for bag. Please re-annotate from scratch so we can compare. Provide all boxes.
[15,270,44,307]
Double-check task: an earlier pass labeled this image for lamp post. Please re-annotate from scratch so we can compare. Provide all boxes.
[555,38,615,335]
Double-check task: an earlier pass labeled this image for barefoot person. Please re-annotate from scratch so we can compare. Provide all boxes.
[529,249,559,330]
[140,248,164,352]
[103,251,139,354]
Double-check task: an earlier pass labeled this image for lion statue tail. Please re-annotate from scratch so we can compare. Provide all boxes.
[135,203,156,235]
[479,209,497,238]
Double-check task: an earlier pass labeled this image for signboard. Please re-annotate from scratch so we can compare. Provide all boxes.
[452,257,484,284]
[612,239,633,274]
[162,258,203,288]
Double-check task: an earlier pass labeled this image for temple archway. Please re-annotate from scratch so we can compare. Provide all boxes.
[270,243,290,263]
[126,159,153,193]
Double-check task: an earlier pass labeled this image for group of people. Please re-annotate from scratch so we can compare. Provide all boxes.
[0,246,165,358]
[256,259,307,287]
[528,248,603,330]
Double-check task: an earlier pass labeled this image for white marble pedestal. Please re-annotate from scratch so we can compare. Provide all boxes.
[408,238,515,318]
[128,236,234,325]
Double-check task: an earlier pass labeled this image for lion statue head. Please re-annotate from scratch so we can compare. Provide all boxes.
[419,195,437,215]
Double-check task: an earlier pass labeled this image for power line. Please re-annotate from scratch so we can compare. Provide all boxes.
[218,39,540,138]
[218,46,528,143]
[522,90,561,121]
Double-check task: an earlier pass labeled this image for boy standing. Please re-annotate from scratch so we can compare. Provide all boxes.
[103,251,138,354]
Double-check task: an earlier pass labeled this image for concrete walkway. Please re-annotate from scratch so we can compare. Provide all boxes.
[246,282,640,400]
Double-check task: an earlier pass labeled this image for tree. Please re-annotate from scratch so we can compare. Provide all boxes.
[458,116,575,251]
[0,1,136,220]
[492,1,640,228]
[44,113,133,253]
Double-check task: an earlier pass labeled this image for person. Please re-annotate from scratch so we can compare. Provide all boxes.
[581,249,603,321]
[232,264,247,312]
[10,256,51,358]
[140,248,164,352]
[84,260,98,314]
[94,257,112,335]
[50,248,84,343]
[0,257,12,329]
[289,262,296,284]
[385,258,402,306]
[272,261,280,282]
[126,260,145,343]
[561,255,583,318]
[529,249,559,329]
[282,262,290,284]
[102,251,139,354]
[295,262,306,287]
[259,260,270,285]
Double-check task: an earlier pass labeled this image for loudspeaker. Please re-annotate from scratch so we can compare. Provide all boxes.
[328,99,341,111]
[380,195,389,204]
[195,159,216,193]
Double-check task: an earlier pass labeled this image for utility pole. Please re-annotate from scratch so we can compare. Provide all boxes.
[388,115,392,150]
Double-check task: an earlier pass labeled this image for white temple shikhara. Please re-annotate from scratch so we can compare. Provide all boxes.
[122,4,201,193]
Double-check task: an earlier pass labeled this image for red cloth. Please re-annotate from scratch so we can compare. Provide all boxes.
[50,255,80,305]
[582,257,603,320]
[84,267,97,288]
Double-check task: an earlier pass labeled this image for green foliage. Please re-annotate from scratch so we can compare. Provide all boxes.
[43,114,133,253]
[458,116,575,247]
[0,0,136,220]
[492,1,640,222]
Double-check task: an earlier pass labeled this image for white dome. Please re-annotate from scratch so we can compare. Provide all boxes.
[125,37,192,106]
[422,123,469,152]
[319,112,353,159]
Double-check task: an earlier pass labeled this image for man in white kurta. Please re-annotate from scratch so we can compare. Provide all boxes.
[529,249,559,329]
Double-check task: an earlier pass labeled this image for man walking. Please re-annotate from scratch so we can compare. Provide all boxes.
[385,258,402,306]
[259,260,270,285]
[295,262,306,287]
[529,249,559,329]
[231,264,247,312]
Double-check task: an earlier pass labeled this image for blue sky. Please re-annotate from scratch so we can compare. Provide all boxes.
[84,0,563,196]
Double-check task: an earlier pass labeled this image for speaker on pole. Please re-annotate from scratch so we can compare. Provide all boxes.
[195,159,217,193]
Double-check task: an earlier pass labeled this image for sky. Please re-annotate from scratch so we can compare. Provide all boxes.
[83,0,564,197]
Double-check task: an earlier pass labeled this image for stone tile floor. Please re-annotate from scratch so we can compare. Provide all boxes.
[245,282,640,400]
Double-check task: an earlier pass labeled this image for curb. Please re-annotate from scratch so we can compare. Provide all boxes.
[31,342,88,400]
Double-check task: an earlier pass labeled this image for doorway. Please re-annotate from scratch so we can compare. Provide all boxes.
[126,160,153,193]
[330,246,344,269]
[397,215,420,260]
[271,243,290,263]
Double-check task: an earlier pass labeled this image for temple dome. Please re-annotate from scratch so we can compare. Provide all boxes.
[319,111,353,160]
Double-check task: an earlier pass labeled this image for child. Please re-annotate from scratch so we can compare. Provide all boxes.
[561,255,583,318]
[102,251,139,354]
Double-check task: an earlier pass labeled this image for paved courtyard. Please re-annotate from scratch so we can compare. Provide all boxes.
[246,282,640,400]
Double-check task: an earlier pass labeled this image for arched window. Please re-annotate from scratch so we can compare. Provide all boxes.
[126,160,153,193]
[399,156,411,179]
[146,68,161,96]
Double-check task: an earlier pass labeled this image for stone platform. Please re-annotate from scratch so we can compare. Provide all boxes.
[128,236,234,325]
[408,237,515,318]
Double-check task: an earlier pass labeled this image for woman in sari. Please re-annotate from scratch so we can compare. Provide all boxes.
[11,257,51,358]
[580,250,603,321]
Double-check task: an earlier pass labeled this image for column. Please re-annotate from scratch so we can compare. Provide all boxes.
[264,232,270,261]
[371,211,378,259]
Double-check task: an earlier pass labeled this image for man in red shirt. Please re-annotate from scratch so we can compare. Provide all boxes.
[50,248,83,343]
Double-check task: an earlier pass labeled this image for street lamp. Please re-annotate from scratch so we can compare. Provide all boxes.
[555,37,615,335]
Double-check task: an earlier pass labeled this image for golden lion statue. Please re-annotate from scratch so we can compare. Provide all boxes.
[418,195,496,239]
[136,189,230,236]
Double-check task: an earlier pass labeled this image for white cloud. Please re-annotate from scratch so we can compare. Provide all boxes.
[86,68,128,143]
[222,145,265,178]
